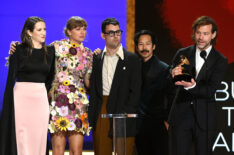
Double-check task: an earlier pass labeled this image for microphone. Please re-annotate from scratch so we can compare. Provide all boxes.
[200,50,207,61]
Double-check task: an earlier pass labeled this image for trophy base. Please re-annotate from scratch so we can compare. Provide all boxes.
[173,74,192,83]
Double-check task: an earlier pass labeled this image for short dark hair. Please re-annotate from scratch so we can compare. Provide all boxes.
[134,30,157,53]
[134,30,157,45]
[101,18,119,33]
[192,16,218,45]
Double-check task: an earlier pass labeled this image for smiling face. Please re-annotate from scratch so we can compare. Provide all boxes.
[67,26,87,44]
[194,24,216,51]
[27,21,46,48]
[136,34,155,62]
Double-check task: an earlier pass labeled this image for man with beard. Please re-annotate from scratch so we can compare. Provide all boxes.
[88,18,141,155]
[169,16,228,155]
[134,30,174,155]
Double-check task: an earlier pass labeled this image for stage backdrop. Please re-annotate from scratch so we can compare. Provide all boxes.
[136,0,234,155]
[0,0,127,150]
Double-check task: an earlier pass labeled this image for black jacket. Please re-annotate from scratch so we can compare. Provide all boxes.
[138,55,174,121]
[88,48,141,137]
[168,45,228,130]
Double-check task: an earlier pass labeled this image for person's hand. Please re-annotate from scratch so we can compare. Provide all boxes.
[164,121,169,131]
[175,78,196,88]
[54,42,59,51]
[9,41,20,55]
[93,48,101,55]
[171,66,183,78]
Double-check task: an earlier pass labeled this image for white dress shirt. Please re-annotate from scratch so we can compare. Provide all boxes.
[185,45,212,90]
[102,44,124,95]
[195,45,212,78]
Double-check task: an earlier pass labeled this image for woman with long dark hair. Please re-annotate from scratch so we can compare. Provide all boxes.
[0,16,55,155]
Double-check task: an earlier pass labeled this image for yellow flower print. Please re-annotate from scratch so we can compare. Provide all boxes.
[56,117,70,131]
[63,80,70,86]
[71,43,78,48]
[79,88,85,94]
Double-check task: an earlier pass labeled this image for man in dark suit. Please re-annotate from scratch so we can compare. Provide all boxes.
[134,30,174,155]
[88,18,141,155]
[169,16,228,155]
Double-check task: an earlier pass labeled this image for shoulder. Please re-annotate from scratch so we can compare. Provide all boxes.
[47,44,55,51]
[83,46,93,59]
[46,45,55,56]
[158,59,169,69]
[15,44,26,51]
[14,44,26,56]
[123,49,139,60]
[173,45,195,63]
[9,44,25,63]
[57,39,68,45]
[52,39,69,48]
[124,51,141,65]
[93,49,103,60]
[212,48,228,65]
[177,45,194,55]
[84,47,93,54]
[213,48,227,59]
[152,56,169,71]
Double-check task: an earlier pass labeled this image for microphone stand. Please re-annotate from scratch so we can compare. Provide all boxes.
[200,51,210,155]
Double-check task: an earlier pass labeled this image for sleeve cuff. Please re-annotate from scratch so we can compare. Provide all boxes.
[184,82,196,90]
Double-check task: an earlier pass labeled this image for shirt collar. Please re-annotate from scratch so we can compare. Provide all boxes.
[196,45,212,58]
[101,44,124,60]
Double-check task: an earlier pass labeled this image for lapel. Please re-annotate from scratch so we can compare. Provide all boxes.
[196,47,217,82]
[96,51,104,97]
[108,49,127,99]
[188,45,196,70]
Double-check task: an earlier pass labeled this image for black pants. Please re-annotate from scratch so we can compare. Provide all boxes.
[170,106,215,155]
[135,119,168,155]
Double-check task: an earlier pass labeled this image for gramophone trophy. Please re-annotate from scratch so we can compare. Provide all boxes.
[173,55,195,82]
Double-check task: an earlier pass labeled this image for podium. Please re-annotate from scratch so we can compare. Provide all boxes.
[101,114,137,155]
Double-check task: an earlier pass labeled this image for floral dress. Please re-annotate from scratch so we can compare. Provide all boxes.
[48,39,92,135]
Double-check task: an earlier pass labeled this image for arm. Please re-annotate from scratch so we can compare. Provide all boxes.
[5,50,18,90]
[0,44,19,155]
[2,47,19,112]
[88,54,97,127]
[84,48,101,89]
[5,41,20,66]
[45,46,55,92]
[84,49,93,89]
[188,56,228,99]
[165,66,176,119]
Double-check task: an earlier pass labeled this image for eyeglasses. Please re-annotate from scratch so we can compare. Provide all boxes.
[104,30,123,37]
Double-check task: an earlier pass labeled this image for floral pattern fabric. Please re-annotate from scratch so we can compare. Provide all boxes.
[48,39,92,135]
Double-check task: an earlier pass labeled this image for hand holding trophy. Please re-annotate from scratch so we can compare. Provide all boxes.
[172,55,195,83]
